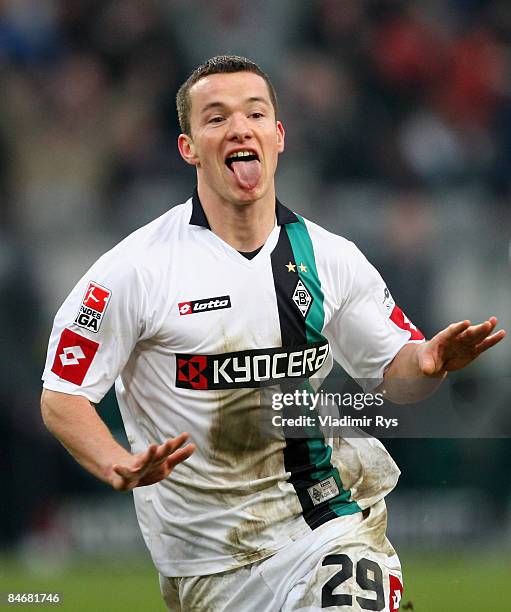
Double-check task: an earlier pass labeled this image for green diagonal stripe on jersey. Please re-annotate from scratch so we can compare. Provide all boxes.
[285,217,361,518]
[285,217,325,343]
[301,379,355,515]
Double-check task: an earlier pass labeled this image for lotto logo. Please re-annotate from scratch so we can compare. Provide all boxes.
[178,295,231,316]
[178,302,192,315]
[75,281,111,333]
[59,345,86,366]
[51,329,100,385]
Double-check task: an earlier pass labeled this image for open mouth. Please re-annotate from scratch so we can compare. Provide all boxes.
[224,150,262,190]
[225,150,260,169]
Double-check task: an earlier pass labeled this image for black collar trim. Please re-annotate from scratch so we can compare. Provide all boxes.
[189,188,298,228]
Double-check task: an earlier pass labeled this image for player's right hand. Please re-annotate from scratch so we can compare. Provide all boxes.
[110,432,195,491]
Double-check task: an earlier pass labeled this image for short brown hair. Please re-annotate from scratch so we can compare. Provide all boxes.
[176,55,278,135]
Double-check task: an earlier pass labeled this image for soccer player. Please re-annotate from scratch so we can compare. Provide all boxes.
[41,56,505,611]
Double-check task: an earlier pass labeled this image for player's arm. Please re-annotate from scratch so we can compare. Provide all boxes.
[381,316,506,404]
[41,389,195,491]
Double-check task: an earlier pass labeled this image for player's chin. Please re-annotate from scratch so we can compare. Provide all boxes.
[221,186,258,205]
[236,186,262,201]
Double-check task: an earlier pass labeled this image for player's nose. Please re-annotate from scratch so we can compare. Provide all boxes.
[226,113,253,141]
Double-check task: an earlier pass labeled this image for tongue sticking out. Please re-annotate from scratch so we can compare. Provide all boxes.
[231,160,261,190]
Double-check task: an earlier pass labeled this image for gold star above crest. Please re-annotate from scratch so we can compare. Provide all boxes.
[298,263,308,273]
[286,261,296,272]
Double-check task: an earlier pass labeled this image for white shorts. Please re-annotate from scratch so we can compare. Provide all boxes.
[159,500,403,611]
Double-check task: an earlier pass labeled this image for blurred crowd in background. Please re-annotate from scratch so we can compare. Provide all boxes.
[1,0,510,553]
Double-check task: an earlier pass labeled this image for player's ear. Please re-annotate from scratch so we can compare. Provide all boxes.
[276,121,285,154]
[178,133,199,166]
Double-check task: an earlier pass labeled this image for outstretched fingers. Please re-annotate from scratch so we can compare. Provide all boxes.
[124,443,159,473]
[440,317,504,349]
[419,321,471,374]
[110,433,195,491]
[113,434,194,476]
[474,329,506,354]
[441,320,472,341]
[164,442,196,470]
[456,317,498,344]
[155,433,190,459]
[158,433,195,470]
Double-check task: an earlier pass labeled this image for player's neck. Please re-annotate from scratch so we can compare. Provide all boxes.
[197,183,276,252]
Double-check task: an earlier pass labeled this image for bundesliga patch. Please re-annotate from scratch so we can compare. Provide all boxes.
[178,295,231,316]
[307,476,340,506]
[75,281,111,333]
[51,328,99,385]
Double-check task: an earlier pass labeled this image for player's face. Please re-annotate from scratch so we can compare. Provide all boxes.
[178,72,285,204]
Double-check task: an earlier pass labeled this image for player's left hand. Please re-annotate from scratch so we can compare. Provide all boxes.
[417,316,506,376]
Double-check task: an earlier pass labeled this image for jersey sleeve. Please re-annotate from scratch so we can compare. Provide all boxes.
[324,242,424,391]
[42,250,150,403]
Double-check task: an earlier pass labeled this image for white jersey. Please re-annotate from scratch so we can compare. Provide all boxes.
[42,192,424,577]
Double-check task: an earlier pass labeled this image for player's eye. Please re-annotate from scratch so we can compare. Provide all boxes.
[208,116,225,124]
[250,112,264,119]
